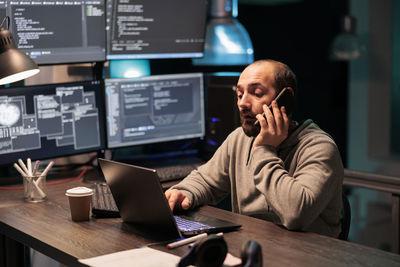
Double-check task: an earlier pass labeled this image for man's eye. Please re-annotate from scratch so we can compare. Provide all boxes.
[254,88,264,98]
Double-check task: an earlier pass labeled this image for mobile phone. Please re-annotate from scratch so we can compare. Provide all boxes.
[254,87,295,126]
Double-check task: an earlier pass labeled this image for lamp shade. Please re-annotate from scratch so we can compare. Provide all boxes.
[0,16,40,85]
[192,0,254,66]
[192,17,254,66]
[330,15,363,61]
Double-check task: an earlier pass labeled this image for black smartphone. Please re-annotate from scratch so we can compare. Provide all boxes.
[254,87,295,126]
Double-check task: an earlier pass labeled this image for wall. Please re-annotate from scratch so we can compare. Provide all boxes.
[347,0,399,251]
[238,0,349,163]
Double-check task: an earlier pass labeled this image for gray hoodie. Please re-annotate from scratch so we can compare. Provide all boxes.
[172,119,344,238]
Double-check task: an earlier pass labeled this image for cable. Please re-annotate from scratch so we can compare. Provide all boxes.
[0,166,89,191]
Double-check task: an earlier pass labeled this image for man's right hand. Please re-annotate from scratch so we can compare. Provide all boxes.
[253,101,289,148]
[165,189,191,212]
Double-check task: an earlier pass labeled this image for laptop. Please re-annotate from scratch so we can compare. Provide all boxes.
[98,158,241,240]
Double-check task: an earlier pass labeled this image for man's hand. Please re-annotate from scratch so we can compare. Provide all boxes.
[165,189,191,212]
[253,100,290,148]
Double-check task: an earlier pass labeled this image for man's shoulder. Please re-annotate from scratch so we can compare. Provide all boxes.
[297,120,334,141]
[294,121,340,154]
[283,120,339,152]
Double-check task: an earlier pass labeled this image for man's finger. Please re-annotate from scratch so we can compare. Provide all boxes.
[280,106,289,135]
[264,104,276,133]
[181,197,191,210]
[272,101,283,133]
[256,113,267,128]
[167,192,178,211]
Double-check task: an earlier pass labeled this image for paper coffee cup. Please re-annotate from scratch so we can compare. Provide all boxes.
[66,187,94,221]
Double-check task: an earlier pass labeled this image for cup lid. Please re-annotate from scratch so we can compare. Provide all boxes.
[65,187,93,197]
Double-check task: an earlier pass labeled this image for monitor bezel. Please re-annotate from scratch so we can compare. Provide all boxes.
[2,0,107,65]
[104,72,205,149]
[105,0,207,61]
[0,80,106,167]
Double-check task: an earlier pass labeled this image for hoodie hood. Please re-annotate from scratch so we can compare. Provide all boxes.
[278,119,334,152]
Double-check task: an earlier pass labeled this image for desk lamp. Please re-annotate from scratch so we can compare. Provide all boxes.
[0,16,40,85]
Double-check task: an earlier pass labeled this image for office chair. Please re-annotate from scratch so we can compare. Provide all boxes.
[338,191,351,240]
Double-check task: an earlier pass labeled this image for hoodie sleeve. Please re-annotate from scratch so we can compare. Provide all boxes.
[248,134,343,231]
[170,130,237,208]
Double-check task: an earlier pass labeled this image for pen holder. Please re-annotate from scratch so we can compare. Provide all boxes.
[23,172,47,203]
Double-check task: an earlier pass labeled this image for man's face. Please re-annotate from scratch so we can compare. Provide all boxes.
[236,63,277,137]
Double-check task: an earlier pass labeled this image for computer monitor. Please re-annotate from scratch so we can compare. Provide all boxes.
[0,80,105,166]
[104,73,205,149]
[0,0,106,64]
[106,0,207,60]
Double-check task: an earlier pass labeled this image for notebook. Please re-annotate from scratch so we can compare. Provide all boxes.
[97,158,241,239]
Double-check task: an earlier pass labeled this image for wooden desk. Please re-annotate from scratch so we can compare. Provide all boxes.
[1,177,400,266]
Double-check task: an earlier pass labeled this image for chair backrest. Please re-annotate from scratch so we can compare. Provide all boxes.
[338,191,351,240]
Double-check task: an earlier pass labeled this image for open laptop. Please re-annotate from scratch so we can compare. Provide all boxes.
[98,158,241,240]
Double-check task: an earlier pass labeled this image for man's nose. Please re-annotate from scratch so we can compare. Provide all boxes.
[238,93,251,109]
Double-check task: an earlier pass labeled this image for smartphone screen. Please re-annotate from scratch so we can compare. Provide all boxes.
[254,87,295,126]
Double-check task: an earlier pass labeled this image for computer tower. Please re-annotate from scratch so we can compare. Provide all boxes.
[202,73,241,159]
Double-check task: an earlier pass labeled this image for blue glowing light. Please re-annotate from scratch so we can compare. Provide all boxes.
[109,59,151,78]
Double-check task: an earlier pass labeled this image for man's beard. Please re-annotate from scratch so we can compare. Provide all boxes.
[240,110,261,137]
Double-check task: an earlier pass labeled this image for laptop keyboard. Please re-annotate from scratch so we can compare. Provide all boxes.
[91,183,215,233]
[91,182,120,217]
[174,216,215,232]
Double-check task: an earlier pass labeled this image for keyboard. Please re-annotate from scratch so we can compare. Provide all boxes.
[91,160,202,217]
[174,216,215,232]
[91,182,120,218]
[155,162,201,182]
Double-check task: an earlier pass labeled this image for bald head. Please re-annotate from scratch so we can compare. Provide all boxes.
[244,59,297,96]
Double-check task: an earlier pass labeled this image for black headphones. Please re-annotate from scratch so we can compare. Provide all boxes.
[178,234,227,267]
[178,234,262,267]
[241,240,263,267]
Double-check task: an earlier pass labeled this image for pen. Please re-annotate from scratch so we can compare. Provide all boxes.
[27,158,32,176]
[18,158,30,176]
[13,163,27,177]
[41,161,55,177]
[166,233,208,249]
[188,232,224,248]
[32,160,40,176]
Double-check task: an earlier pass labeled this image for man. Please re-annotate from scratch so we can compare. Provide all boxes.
[165,59,344,238]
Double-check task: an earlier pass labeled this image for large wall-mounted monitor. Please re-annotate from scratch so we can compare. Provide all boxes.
[106,0,207,60]
[0,0,106,65]
[0,80,105,166]
[104,73,205,148]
